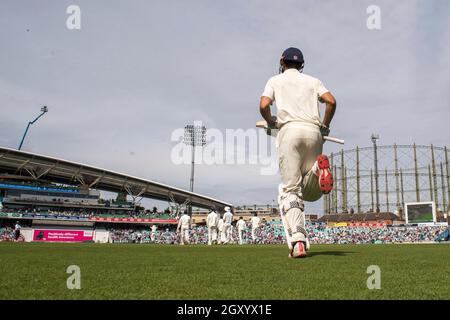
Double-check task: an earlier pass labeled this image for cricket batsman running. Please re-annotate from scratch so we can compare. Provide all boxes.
[260,47,337,258]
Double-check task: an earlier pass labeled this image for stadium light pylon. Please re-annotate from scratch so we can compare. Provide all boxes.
[18,106,48,150]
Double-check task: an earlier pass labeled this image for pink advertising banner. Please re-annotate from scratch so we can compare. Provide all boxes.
[33,229,94,242]
[90,217,178,224]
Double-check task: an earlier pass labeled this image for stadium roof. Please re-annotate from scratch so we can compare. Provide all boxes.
[0,146,232,210]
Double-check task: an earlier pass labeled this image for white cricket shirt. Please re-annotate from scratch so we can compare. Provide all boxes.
[251,216,260,229]
[218,219,224,231]
[223,211,233,224]
[207,211,218,227]
[237,219,246,231]
[179,214,190,229]
[261,69,329,128]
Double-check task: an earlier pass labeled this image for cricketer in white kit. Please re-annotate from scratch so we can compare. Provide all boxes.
[222,207,233,244]
[236,217,246,245]
[217,216,224,244]
[260,47,337,258]
[250,212,261,243]
[206,207,219,245]
[177,212,191,245]
[150,224,157,242]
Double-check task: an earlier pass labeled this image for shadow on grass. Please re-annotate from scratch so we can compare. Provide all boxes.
[307,251,357,258]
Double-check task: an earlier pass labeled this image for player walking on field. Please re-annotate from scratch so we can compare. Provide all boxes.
[222,206,233,244]
[177,211,191,245]
[217,215,224,244]
[251,212,261,243]
[236,217,246,245]
[206,207,219,245]
[260,47,337,258]
[14,221,21,241]
[150,224,157,242]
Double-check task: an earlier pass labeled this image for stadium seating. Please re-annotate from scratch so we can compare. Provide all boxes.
[105,222,448,245]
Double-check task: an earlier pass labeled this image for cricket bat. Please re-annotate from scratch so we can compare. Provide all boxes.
[256,120,345,144]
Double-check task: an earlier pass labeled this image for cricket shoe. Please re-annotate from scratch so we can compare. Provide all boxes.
[288,241,307,259]
[317,154,333,194]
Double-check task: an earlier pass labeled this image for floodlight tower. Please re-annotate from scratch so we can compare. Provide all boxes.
[18,106,48,150]
[183,122,206,213]
[371,134,380,212]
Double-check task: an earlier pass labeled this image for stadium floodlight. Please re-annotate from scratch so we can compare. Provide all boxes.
[18,106,49,150]
[371,134,380,212]
[183,122,206,214]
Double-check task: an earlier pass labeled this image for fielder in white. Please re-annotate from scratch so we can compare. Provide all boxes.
[250,212,261,243]
[260,47,337,258]
[222,206,233,244]
[236,217,246,245]
[206,207,219,245]
[217,215,225,244]
[150,224,157,242]
[177,211,191,245]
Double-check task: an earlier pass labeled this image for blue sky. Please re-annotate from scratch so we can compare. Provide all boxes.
[0,0,449,214]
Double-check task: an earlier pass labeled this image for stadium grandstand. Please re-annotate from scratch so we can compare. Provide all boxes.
[0,146,232,242]
[0,146,231,209]
[0,146,448,245]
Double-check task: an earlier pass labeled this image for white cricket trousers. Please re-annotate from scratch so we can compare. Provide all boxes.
[251,228,258,242]
[208,226,217,245]
[277,122,323,249]
[218,229,227,244]
[180,228,189,244]
[222,223,231,243]
[238,229,244,245]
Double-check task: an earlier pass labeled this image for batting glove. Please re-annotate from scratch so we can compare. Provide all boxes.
[320,124,330,137]
[267,116,278,129]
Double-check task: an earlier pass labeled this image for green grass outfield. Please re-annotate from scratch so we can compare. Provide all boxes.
[0,243,449,300]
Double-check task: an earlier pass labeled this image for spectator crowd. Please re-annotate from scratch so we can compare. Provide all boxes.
[1,206,447,244]
[0,226,14,241]
[105,222,447,245]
